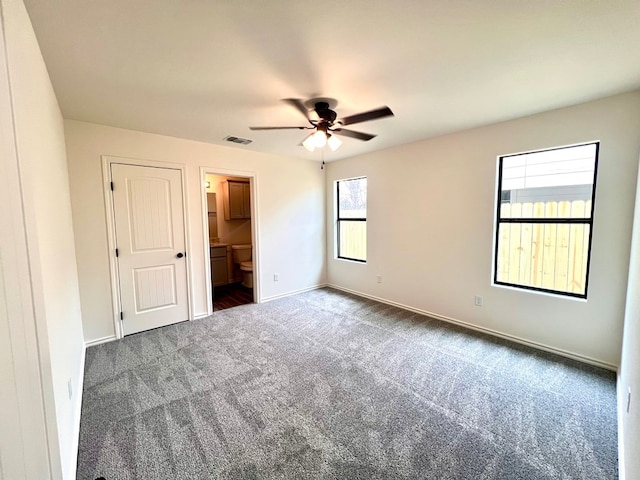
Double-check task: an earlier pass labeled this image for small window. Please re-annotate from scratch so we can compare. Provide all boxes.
[337,177,367,262]
[494,142,599,298]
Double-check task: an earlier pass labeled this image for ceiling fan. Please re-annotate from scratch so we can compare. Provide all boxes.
[249,98,394,152]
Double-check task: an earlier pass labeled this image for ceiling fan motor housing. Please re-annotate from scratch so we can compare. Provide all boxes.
[314,102,337,124]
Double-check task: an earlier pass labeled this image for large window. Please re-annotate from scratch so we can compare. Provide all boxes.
[337,177,367,262]
[494,142,598,298]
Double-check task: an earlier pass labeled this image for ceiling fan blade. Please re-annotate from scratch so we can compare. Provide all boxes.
[249,126,307,130]
[333,128,376,141]
[282,98,311,121]
[338,106,394,126]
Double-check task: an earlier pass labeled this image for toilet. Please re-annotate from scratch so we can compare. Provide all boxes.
[231,244,253,288]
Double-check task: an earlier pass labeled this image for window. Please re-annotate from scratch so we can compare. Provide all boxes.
[337,177,367,262]
[494,142,598,298]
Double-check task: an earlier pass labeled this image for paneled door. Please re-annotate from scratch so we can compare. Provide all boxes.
[111,163,188,335]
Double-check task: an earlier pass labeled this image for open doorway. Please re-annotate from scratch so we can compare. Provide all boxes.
[202,169,258,312]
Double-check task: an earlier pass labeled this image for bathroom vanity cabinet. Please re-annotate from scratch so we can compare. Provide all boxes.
[210,245,229,286]
[223,180,251,220]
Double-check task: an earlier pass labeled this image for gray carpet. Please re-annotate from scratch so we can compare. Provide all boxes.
[77,288,618,479]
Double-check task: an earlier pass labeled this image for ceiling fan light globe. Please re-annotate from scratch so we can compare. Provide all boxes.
[328,135,342,151]
[302,136,316,152]
[313,130,327,148]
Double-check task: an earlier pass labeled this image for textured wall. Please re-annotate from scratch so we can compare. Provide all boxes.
[2,0,85,477]
[620,154,640,480]
[326,91,640,368]
[64,120,327,343]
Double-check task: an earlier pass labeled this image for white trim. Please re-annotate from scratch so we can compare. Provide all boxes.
[617,370,626,480]
[329,284,618,371]
[67,344,86,479]
[616,371,627,480]
[101,157,123,338]
[194,313,211,320]
[101,155,192,339]
[250,175,261,304]
[199,167,214,315]
[180,162,196,323]
[84,335,117,348]
[200,167,261,310]
[261,284,328,303]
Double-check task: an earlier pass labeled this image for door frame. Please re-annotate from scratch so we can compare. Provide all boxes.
[200,166,260,314]
[102,155,192,339]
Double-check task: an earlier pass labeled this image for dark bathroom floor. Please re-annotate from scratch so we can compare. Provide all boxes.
[213,282,254,311]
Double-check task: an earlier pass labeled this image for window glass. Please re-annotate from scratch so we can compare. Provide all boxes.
[339,221,366,262]
[337,177,367,262]
[338,177,367,218]
[500,143,596,218]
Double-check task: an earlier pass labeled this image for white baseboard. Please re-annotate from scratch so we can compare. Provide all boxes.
[260,283,329,303]
[68,344,86,480]
[328,284,618,372]
[617,370,626,480]
[84,335,117,348]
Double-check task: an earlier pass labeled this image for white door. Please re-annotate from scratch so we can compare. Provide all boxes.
[111,163,189,335]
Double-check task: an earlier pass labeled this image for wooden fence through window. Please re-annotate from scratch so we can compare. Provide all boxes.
[496,200,592,295]
[339,221,366,261]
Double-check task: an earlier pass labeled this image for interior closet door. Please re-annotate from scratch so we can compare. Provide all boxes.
[110,163,188,335]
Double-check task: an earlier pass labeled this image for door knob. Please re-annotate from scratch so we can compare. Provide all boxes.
[176,252,185,258]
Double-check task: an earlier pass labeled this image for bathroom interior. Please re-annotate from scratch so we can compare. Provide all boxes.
[205,174,254,311]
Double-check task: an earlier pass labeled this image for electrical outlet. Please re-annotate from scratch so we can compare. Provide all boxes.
[474,295,483,307]
[377,275,383,284]
[274,273,279,282]
[67,379,73,400]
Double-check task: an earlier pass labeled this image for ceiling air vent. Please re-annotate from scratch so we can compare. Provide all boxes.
[224,135,252,145]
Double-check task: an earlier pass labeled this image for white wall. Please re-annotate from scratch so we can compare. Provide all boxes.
[0,0,85,478]
[64,120,327,343]
[0,4,49,477]
[620,153,640,479]
[326,91,640,368]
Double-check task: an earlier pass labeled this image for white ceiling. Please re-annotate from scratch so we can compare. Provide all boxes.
[24,0,640,162]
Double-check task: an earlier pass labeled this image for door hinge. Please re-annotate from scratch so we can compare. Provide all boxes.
[110,181,114,191]
[115,248,119,257]
[120,311,124,320]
